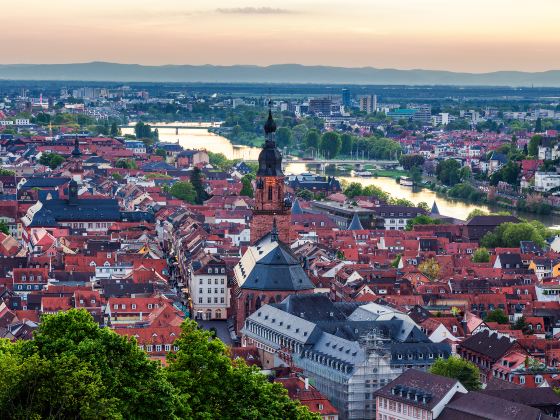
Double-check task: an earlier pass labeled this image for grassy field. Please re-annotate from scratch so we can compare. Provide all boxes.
[367,169,407,179]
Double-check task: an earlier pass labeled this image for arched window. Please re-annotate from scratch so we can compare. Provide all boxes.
[268,186,273,200]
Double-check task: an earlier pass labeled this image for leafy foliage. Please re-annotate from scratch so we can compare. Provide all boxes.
[190,167,209,204]
[0,311,318,419]
[406,215,441,230]
[170,181,197,204]
[484,308,509,324]
[480,220,554,248]
[319,132,342,158]
[399,154,425,170]
[436,159,461,186]
[472,247,490,263]
[240,174,254,198]
[39,153,65,169]
[429,356,482,391]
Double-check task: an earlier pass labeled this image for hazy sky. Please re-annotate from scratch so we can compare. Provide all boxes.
[2,0,559,72]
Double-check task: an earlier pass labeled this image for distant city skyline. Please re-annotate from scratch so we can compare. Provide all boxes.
[3,0,560,72]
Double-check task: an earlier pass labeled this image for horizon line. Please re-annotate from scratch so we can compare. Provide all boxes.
[1,61,560,75]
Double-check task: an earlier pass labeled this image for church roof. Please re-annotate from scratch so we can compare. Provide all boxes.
[347,213,364,230]
[236,233,314,292]
[291,198,303,215]
[431,201,440,215]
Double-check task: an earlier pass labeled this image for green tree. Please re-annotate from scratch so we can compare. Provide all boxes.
[190,167,209,204]
[240,175,254,198]
[0,309,177,419]
[208,152,235,171]
[399,154,425,170]
[292,124,308,149]
[436,159,461,186]
[275,127,293,149]
[484,308,508,324]
[472,247,490,263]
[467,209,488,220]
[406,215,440,230]
[481,221,552,248]
[166,320,319,419]
[417,201,430,212]
[110,122,119,137]
[319,132,342,159]
[340,133,354,155]
[296,189,314,200]
[304,129,321,151]
[535,117,543,133]
[155,148,167,158]
[408,166,423,185]
[528,135,542,157]
[429,356,482,391]
[0,220,8,235]
[0,169,15,176]
[39,153,65,169]
[170,181,197,203]
[115,159,137,169]
[134,121,152,139]
[343,182,363,198]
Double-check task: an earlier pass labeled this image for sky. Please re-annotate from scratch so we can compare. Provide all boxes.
[2,0,559,72]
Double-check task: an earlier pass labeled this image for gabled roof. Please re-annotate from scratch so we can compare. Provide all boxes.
[347,213,364,230]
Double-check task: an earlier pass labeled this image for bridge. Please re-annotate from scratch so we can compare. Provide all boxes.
[120,123,221,131]
[244,158,400,171]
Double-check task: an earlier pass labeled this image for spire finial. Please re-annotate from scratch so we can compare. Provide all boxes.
[264,101,277,136]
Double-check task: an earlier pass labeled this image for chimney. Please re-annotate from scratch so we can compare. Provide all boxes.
[304,378,309,390]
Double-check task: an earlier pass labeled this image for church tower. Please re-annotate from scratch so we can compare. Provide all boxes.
[68,136,83,182]
[250,106,291,243]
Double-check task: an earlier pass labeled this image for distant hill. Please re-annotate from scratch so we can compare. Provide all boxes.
[0,62,559,86]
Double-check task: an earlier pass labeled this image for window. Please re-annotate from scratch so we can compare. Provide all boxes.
[199,288,203,294]
[208,268,212,273]
[131,304,136,309]
[220,288,224,294]
[199,279,203,285]
[215,279,219,284]
[121,304,126,310]
[165,344,171,352]
[146,345,153,352]
[207,279,211,284]
[207,298,211,303]
[214,288,218,294]
[198,298,202,304]
[221,297,225,304]
[520,376,525,384]
[113,304,118,309]
[208,288,212,293]
[148,304,153,309]
[221,279,225,284]
[214,298,218,303]
[155,345,162,352]
[21,275,26,281]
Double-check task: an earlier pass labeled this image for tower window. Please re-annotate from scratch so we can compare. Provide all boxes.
[268,186,273,200]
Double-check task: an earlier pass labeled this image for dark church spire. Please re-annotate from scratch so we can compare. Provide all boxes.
[256,102,283,177]
[264,101,277,137]
[71,135,82,157]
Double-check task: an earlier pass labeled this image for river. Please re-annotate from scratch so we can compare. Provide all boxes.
[122,123,560,228]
